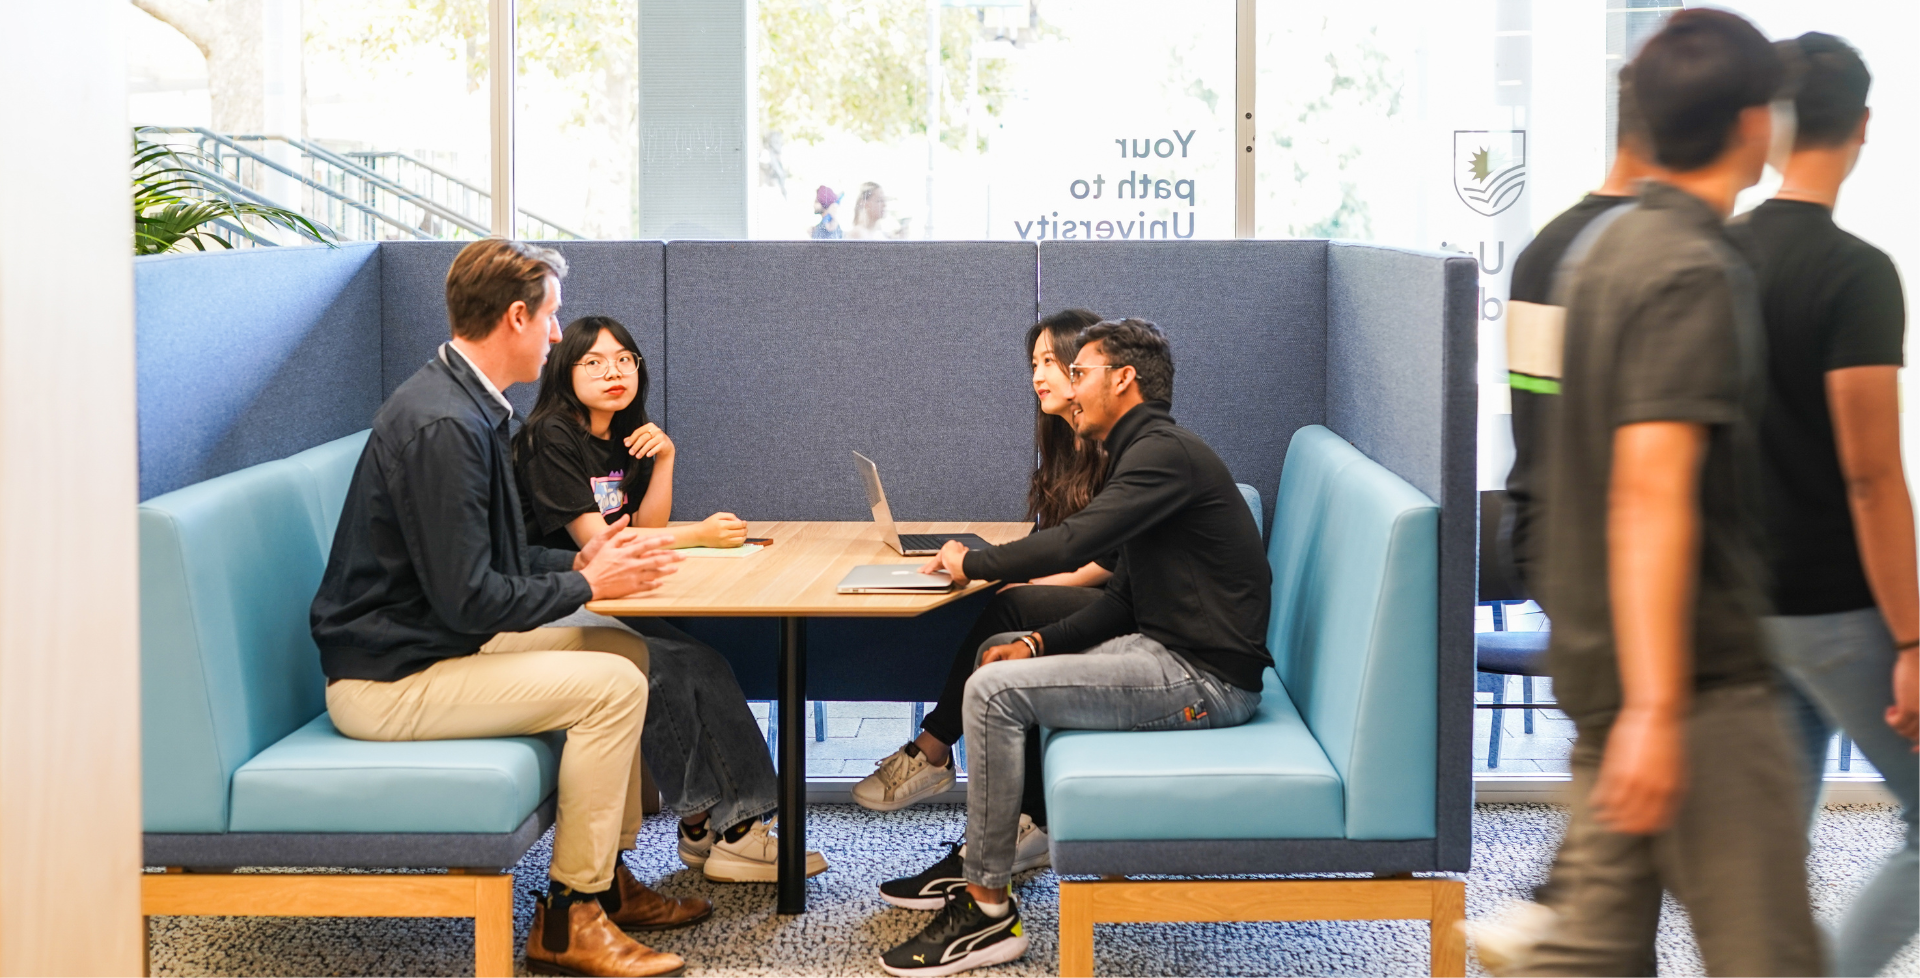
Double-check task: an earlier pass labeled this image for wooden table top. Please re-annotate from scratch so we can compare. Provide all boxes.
[583,520,1032,618]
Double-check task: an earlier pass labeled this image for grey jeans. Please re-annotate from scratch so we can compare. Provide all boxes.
[547,609,778,831]
[1523,683,1822,977]
[1765,608,1918,978]
[958,632,1262,889]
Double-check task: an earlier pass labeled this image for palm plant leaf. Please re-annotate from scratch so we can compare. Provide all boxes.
[132,127,338,255]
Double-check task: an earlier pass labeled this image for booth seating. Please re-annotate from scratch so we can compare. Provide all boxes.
[134,237,1479,975]
[140,430,533,977]
[1048,426,1464,977]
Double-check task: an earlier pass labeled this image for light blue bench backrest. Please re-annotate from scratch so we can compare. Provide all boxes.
[140,430,371,832]
[1266,425,1438,839]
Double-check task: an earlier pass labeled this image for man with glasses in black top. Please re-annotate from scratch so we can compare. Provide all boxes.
[873,319,1272,977]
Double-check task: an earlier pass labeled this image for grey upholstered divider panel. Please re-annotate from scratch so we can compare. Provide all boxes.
[1326,241,1478,872]
[662,241,1039,521]
[1035,240,1328,528]
[136,243,381,500]
[379,241,667,424]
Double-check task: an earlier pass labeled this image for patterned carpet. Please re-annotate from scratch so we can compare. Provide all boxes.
[147,803,1916,976]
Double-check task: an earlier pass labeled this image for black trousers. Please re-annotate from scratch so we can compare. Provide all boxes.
[918,584,1104,827]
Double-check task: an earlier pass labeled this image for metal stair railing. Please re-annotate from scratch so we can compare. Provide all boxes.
[146,127,581,244]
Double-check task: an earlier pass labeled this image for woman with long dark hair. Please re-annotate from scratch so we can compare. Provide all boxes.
[514,316,827,885]
[853,308,1114,889]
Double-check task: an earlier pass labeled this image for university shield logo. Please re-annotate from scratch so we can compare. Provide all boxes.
[1453,130,1527,217]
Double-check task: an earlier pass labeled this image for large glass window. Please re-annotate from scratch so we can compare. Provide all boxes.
[752,0,1235,241]
[517,2,639,239]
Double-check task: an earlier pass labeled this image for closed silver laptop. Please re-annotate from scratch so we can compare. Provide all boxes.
[836,563,958,594]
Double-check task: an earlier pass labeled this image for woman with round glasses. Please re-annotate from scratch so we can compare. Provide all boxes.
[512,315,828,886]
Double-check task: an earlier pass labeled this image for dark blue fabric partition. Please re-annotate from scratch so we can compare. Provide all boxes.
[1035,241,1328,531]
[136,243,381,500]
[378,241,667,424]
[661,241,1040,522]
[1326,241,1479,871]
[660,241,1040,703]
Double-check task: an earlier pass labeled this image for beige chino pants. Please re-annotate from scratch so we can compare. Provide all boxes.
[327,626,651,893]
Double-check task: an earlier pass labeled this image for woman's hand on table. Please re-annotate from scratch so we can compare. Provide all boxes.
[697,511,749,548]
[624,423,675,461]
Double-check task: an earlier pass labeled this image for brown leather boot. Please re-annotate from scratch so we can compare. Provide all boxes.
[525,892,686,978]
[601,861,713,931]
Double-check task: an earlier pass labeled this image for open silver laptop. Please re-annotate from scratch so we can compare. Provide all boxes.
[851,451,994,556]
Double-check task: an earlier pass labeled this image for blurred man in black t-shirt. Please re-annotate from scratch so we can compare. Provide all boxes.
[1735,33,1916,977]
[1500,65,1662,592]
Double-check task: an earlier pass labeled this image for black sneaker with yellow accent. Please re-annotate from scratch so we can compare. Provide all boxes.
[879,842,967,911]
[878,889,1028,977]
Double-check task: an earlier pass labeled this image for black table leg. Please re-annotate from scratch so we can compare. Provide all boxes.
[776,615,807,913]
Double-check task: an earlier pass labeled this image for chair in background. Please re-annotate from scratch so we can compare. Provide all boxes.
[1476,490,1554,770]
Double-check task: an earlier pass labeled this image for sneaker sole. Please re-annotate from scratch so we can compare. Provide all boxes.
[527,958,685,978]
[877,933,1029,977]
[701,853,829,883]
[852,773,957,812]
[677,846,709,869]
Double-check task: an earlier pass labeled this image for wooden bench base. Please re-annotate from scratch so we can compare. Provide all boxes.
[141,869,515,977]
[1057,875,1466,977]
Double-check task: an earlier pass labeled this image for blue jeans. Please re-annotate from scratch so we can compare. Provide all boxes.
[1765,608,1918,978]
[959,632,1262,889]
[550,609,778,833]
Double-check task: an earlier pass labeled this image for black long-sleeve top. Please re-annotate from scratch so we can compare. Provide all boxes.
[311,346,591,681]
[962,402,1273,690]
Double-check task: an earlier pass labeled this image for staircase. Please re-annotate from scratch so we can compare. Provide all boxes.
[148,127,580,246]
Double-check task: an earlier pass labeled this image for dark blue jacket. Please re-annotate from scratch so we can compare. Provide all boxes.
[311,345,590,681]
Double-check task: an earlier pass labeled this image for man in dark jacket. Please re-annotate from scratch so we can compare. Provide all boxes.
[311,238,706,978]
[876,319,1273,977]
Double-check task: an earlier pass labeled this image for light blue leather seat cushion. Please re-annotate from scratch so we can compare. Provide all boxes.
[1042,669,1344,842]
[1268,425,1438,840]
[229,715,563,834]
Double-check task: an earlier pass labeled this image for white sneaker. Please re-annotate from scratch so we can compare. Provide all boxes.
[702,817,829,882]
[1012,814,1050,873]
[1462,899,1557,976]
[852,742,957,812]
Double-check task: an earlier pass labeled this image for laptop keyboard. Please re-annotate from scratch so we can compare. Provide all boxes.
[898,534,949,553]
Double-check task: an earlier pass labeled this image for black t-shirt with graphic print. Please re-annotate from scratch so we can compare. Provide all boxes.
[515,414,655,552]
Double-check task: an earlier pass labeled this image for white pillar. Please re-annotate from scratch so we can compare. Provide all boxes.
[256,0,304,221]
[0,2,144,974]
[925,0,940,239]
[491,0,517,236]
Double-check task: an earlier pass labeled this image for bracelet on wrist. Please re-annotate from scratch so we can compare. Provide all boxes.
[1018,634,1041,657]
[1896,638,1919,653]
